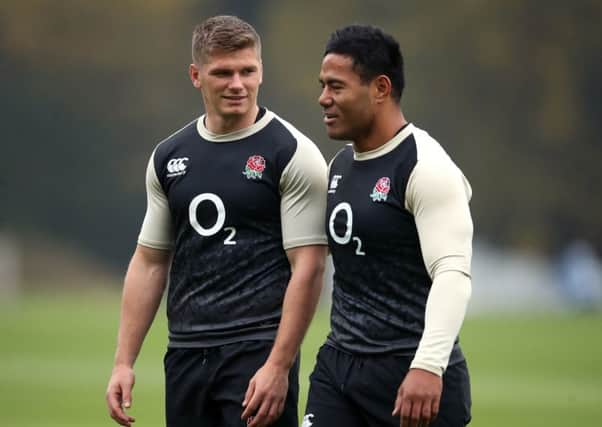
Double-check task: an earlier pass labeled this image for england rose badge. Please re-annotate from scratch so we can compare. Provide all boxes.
[370,177,391,202]
[242,155,266,180]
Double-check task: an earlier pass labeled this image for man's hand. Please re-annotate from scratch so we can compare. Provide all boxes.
[241,361,289,427]
[392,368,442,427]
[106,365,136,426]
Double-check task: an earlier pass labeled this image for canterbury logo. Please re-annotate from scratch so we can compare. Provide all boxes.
[328,174,342,194]
[167,157,189,177]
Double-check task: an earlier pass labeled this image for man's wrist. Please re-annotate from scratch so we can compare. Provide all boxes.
[266,352,294,372]
[409,361,444,377]
[113,358,135,370]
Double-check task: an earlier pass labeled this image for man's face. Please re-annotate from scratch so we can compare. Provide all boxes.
[191,47,262,119]
[318,53,374,141]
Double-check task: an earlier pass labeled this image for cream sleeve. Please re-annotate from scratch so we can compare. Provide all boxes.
[405,156,473,375]
[279,135,328,250]
[137,151,174,250]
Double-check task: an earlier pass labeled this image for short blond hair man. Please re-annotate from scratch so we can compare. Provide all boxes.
[106,15,328,427]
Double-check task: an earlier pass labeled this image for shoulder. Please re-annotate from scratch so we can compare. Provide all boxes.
[410,126,466,180]
[268,112,327,172]
[411,125,452,165]
[153,118,199,160]
[328,144,354,169]
[270,112,320,152]
[407,125,472,207]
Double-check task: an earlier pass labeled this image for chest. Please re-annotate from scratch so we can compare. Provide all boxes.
[326,149,418,256]
[159,138,287,226]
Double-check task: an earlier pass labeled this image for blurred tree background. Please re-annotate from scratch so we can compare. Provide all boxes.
[1,0,601,282]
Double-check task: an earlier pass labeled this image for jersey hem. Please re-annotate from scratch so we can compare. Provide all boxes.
[409,361,444,376]
[283,236,328,250]
[325,337,465,363]
[168,329,277,348]
[432,266,472,279]
[137,238,174,250]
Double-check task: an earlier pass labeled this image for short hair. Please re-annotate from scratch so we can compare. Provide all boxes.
[325,25,404,102]
[192,15,261,65]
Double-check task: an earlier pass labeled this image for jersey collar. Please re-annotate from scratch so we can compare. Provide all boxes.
[196,109,274,142]
[353,123,415,161]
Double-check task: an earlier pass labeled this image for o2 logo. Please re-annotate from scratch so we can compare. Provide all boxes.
[328,202,365,256]
[188,193,236,245]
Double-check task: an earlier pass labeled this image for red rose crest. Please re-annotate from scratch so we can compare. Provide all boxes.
[370,177,391,202]
[375,177,390,193]
[243,155,266,179]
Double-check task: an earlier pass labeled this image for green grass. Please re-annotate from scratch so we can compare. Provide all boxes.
[1,290,601,426]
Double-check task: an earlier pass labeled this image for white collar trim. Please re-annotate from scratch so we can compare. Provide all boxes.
[353,123,414,161]
[196,109,274,142]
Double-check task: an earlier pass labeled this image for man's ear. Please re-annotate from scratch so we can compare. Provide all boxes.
[372,75,392,104]
[189,63,202,89]
[258,60,263,85]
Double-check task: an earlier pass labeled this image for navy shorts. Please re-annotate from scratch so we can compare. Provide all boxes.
[165,340,299,427]
[304,345,471,427]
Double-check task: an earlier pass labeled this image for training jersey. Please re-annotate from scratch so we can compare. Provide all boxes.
[138,108,327,347]
[325,123,472,362]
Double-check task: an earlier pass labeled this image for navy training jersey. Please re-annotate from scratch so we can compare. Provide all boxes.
[325,123,470,362]
[138,109,327,347]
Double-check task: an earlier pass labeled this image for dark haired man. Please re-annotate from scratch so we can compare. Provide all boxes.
[105,15,328,427]
[304,25,473,427]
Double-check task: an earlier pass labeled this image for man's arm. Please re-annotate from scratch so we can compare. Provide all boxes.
[241,244,327,427]
[393,156,473,427]
[240,129,328,426]
[106,245,171,427]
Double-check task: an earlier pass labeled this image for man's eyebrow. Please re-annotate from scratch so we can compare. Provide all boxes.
[209,65,258,73]
[319,77,345,85]
[209,67,232,73]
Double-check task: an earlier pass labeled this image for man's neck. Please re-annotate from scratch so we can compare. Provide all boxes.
[353,109,407,153]
[204,105,260,135]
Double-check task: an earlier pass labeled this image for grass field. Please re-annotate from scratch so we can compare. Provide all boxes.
[1,290,601,427]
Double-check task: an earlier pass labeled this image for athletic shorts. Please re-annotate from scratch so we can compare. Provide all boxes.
[164,340,299,427]
[303,344,471,427]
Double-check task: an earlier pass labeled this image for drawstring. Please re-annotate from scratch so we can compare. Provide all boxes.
[201,348,209,366]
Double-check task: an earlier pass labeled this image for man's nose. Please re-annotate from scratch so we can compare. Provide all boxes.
[229,73,244,90]
[318,88,331,107]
